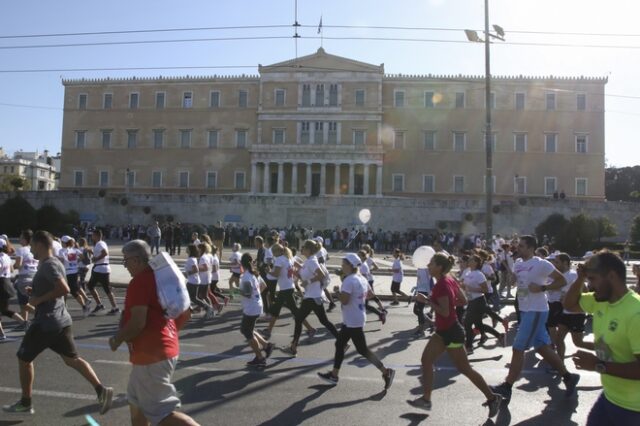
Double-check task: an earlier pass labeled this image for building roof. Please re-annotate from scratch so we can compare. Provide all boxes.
[259,47,384,74]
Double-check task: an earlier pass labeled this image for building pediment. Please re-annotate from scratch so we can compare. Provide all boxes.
[259,48,384,74]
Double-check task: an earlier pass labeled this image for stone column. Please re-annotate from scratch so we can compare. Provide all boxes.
[363,163,370,196]
[348,163,355,195]
[251,162,257,193]
[306,163,312,195]
[376,163,383,197]
[277,162,284,194]
[320,163,326,196]
[334,163,341,195]
[291,162,298,194]
[263,162,270,194]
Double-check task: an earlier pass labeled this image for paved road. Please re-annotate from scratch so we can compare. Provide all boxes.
[0,290,603,426]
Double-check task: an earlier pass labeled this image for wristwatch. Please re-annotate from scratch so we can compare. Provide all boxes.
[595,360,607,374]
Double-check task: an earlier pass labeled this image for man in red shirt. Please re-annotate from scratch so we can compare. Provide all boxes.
[109,240,198,426]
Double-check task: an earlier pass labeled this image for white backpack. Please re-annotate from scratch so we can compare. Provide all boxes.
[148,252,190,319]
[318,263,331,289]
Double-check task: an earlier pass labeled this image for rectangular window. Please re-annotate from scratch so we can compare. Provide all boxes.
[103,93,112,109]
[314,122,324,144]
[576,178,588,196]
[300,122,310,144]
[275,89,285,106]
[206,172,217,189]
[328,122,338,144]
[182,92,193,108]
[152,171,162,188]
[515,92,525,111]
[514,176,526,195]
[392,174,404,192]
[484,132,497,152]
[178,171,189,188]
[424,91,435,108]
[73,171,84,187]
[238,90,248,108]
[78,94,87,110]
[577,93,586,111]
[453,132,466,152]
[353,130,366,146]
[236,129,247,148]
[394,90,405,107]
[454,176,465,193]
[99,171,109,187]
[455,92,465,109]
[576,135,588,153]
[355,89,365,106]
[423,175,435,193]
[514,133,527,152]
[208,130,219,148]
[302,84,311,107]
[273,128,285,144]
[155,92,165,109]
[393,131,405,150]
[545,177,557,196]
[129,92,139,109]
[127,130,138,149]
[75,131,86,149]
[329,84,338,106]
[153,129,164,149]
[101,130,112,149]
[546,93,556,111]
[210,91,220,108]
[235,171,246,189]
[423,131,436,151]
[545,133,557,153]
[180,129,192,148]
[125,170,136,188]
[315,84,325,106]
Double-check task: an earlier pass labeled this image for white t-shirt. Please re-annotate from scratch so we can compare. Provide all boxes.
[229,251,242,274]
[264,247,276,280]
[274,255,295,291]
[359,262,372,282]
[0,253,12,278]
[462,269,487,300]
[52,240,62,257]
[392,258,404,283]
[60,247,80,275]
[198,254,213,286]
[15,246,38,276]
[185,257,200,285]
[316,247,329,264]
[365,257,375,282]
[481,263,495,294]
[92,240,111,273]
[211,254,220,281]
[416,268,432,293]
[513,256,556,312]
[240,271,263,316]
[341,273,368,328]
[299,256,323,299]
[561,270,580,314]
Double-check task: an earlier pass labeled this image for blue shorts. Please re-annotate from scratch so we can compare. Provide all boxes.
[513,311,551,351]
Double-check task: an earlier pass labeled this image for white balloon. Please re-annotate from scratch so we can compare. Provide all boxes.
[412,245,436,269]
[358,209,371,224]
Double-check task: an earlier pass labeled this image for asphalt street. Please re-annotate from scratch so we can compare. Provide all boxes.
[0,286,603,426]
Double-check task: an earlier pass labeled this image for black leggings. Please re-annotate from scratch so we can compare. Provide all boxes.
[209,281,225,299]
[334,325,384,371]
[270,289,299,317]
[262,279,277,311]
[187,284,211,310]
[413,291,429,325]
[464,297,501,347]
[365,281,383,316]
[293,298,338,345]
[1,297,16,319]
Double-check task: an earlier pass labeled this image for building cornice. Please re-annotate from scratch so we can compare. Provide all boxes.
[383,74,608,83]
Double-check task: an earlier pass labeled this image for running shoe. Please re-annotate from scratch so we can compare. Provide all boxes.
[263,343,274,359]
[98,386,113,415]
[407,397,432,411]
[2,400,34,414]
[281,345,297,357]
[306,328,317,339]
[465,345,474,355]
[82,304,91,318]
[413,329,426,339]
[383,368,396,390]
[14,320,30,331]
[327,302,336,312]
[380,312,387,325]
[490,383,512,405]
[261,328,271,338]
[317,371,339,385]
[0,334,6,341]
[482,394,503,418]
[563,373,581,397]
[479,334,488,346]
[246,357,266,368]
[390,301,399,306]
[107,307,121,315]
[90,304,105,316]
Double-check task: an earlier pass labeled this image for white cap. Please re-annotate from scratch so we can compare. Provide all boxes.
[0,234,7,241]
[314,236,324,243]
[0,239,6,249]
[61,235,72,243]
[546,253,557,261]
[343,253,361,268]
[583,250,594,259]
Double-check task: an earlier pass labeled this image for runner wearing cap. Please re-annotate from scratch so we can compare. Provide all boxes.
[59,237,92,317]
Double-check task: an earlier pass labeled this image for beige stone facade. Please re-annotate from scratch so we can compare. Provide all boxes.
[60,48,606,201]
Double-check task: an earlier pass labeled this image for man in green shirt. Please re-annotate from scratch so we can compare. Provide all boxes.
[565,251,640,425]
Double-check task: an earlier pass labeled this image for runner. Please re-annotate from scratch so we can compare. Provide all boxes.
[59,236,91,317]
[3,231,113,416]
[185,244,214,319]
[13,230,38,328]
[262,236,278,316]
[0,239,27,340]
[412,266,433,338]
[315,236,336,312]
[76,237,92,292]
[198,242,221,314]
[207,244,228,310]
[361,245,386,315]
[228,243,243,300]
[87,229,119,315]
[490,235,580,404]
[357,250,386,324]
[564,251,640,425]
[407,253,503,418]
[317,253,395,389]
[390,248,408,305]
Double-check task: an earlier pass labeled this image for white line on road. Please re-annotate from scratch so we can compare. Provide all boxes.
[0,386,96,401]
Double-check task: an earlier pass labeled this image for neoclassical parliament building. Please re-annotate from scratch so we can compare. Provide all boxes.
[60,48,606,202]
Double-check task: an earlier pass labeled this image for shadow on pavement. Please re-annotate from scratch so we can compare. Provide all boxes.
[399,412,429,425]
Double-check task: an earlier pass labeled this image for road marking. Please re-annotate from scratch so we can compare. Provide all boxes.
[0,386,96,401]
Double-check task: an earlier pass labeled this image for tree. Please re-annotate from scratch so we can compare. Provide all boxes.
[535,212,617,256]
[595,217,617,243]
[0,195,37,236]
[631,215,640,244]
[0,174,31,192]
[535,213,568,247]
[605,166,640,202]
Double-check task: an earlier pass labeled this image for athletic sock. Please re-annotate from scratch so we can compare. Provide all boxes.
[20,397,32,407]
[562,373,572,382]
[95,384,105,398]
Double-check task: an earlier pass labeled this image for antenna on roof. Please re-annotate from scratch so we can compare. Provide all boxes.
[293,0,301,65]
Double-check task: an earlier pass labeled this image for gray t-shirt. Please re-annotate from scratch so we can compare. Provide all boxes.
[32,257,73,331]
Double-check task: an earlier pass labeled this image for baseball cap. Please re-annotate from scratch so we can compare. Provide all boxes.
[0,239,6,249]
[314,236,324,243]
[583,250,594,259]
[61,235,72,243]
[343,253,361,268]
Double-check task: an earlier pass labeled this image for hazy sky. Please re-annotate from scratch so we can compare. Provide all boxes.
[1,0,638,166]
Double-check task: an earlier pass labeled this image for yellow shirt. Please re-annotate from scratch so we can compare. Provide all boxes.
[579,291,640,412]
